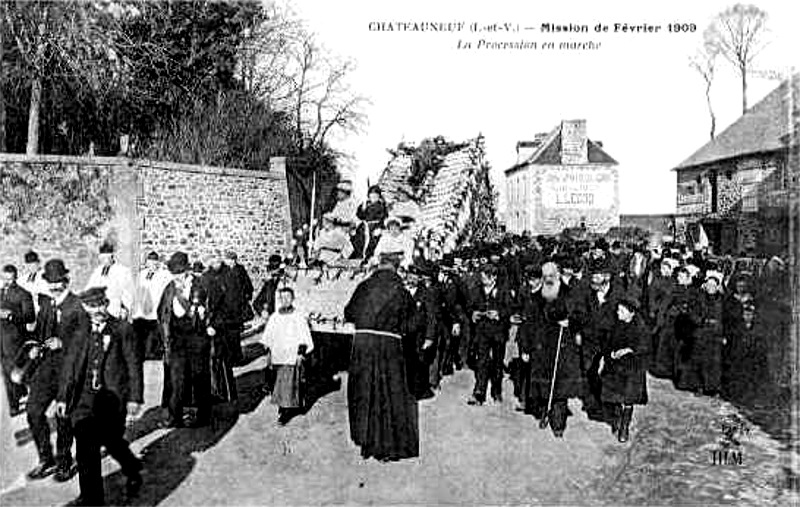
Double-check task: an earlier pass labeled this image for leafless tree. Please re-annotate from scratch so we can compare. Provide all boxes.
[2,0,129,154]
[704,3,770,114]
[239,9,369,155]
[690,42,720,140]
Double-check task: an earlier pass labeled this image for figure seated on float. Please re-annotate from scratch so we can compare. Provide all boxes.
[370,216,415,270]
[327,180,359,233]
[310,213,354,269]
[354,185,388,260]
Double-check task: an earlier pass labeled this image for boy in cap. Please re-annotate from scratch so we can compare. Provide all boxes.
[26,259,88,482]
[57,287,143,505]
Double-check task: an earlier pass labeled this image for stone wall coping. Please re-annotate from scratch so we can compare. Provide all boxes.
[0,153,285,181]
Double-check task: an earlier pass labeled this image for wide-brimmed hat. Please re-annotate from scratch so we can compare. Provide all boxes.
[385,216,402,228]
[42,259,70,283]
[336,181,353,193]
[368,185,382,195]
[167,252,190,274]
[78,286,108,306]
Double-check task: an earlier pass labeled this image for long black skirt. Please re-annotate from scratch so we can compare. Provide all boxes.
[347,332,419,461]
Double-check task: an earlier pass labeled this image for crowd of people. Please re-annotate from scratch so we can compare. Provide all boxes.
[326,225,791,462]
[0,208,792,503]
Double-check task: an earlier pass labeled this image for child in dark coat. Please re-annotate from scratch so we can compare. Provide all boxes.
[599,296,650,443]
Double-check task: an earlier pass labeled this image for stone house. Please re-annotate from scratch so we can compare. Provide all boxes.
[673,76,796,256]
[504,119,619,235]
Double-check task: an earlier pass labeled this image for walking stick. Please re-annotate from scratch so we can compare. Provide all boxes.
[542,325,565,428]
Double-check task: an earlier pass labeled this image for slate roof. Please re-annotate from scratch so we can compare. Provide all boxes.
[674,76,797,171]
[505,122,617,174]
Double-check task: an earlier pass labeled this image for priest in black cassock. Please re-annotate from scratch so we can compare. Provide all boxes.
[344,252,419,462]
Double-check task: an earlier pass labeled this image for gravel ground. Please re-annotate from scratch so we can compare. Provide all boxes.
[2,354,797,506]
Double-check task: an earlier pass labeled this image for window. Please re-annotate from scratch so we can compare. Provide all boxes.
[739,168,762,212]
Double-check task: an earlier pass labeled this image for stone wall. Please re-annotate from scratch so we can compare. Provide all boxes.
[0,155,292,290]
[675,152,789,255]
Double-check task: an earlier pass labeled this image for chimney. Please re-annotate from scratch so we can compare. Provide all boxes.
[560,120,588,165]
[516,133,550,164]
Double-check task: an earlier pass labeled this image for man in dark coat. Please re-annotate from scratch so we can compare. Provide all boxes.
[344,253,418,462]
[1,264,35,415]
[56,287,143,506]
[571,257,624,422]
[158,252,213,428]
[25,259,88,482]
[466,263,514,405]
[223,250,253,365]
[677,273,725,395]
[437,256,468,374]
[598,296,650,443]
[202,253,238,403]
[648,259,678,378]
[516,262,581,437]
[670,266,705,392]
[403,264,440,400]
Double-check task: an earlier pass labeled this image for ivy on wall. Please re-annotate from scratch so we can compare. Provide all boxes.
[0,163,112,241]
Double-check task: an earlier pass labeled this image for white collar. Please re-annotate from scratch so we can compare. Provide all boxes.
[54,290,71,307]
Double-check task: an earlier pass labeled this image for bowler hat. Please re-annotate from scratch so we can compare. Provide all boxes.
[524,263,543,279]
[24,250,40,263]
[42,259,70,283]
[78,287,108,306]
[167,252,190,274]
[594,238,609,252]
[588,256,611,275]
[99,242,115,254]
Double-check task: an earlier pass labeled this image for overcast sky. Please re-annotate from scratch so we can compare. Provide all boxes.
[292,0,798,215]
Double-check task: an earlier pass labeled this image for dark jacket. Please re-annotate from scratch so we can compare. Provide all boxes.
[408,283,440,357]
[230,263,254,322]
[0,283,35,370]
[36,292,90,357]
[253,274,281,317]
[468,281,514,343]
[600,314,650,405]
[58,317,143,422]
[157,276,210,355]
